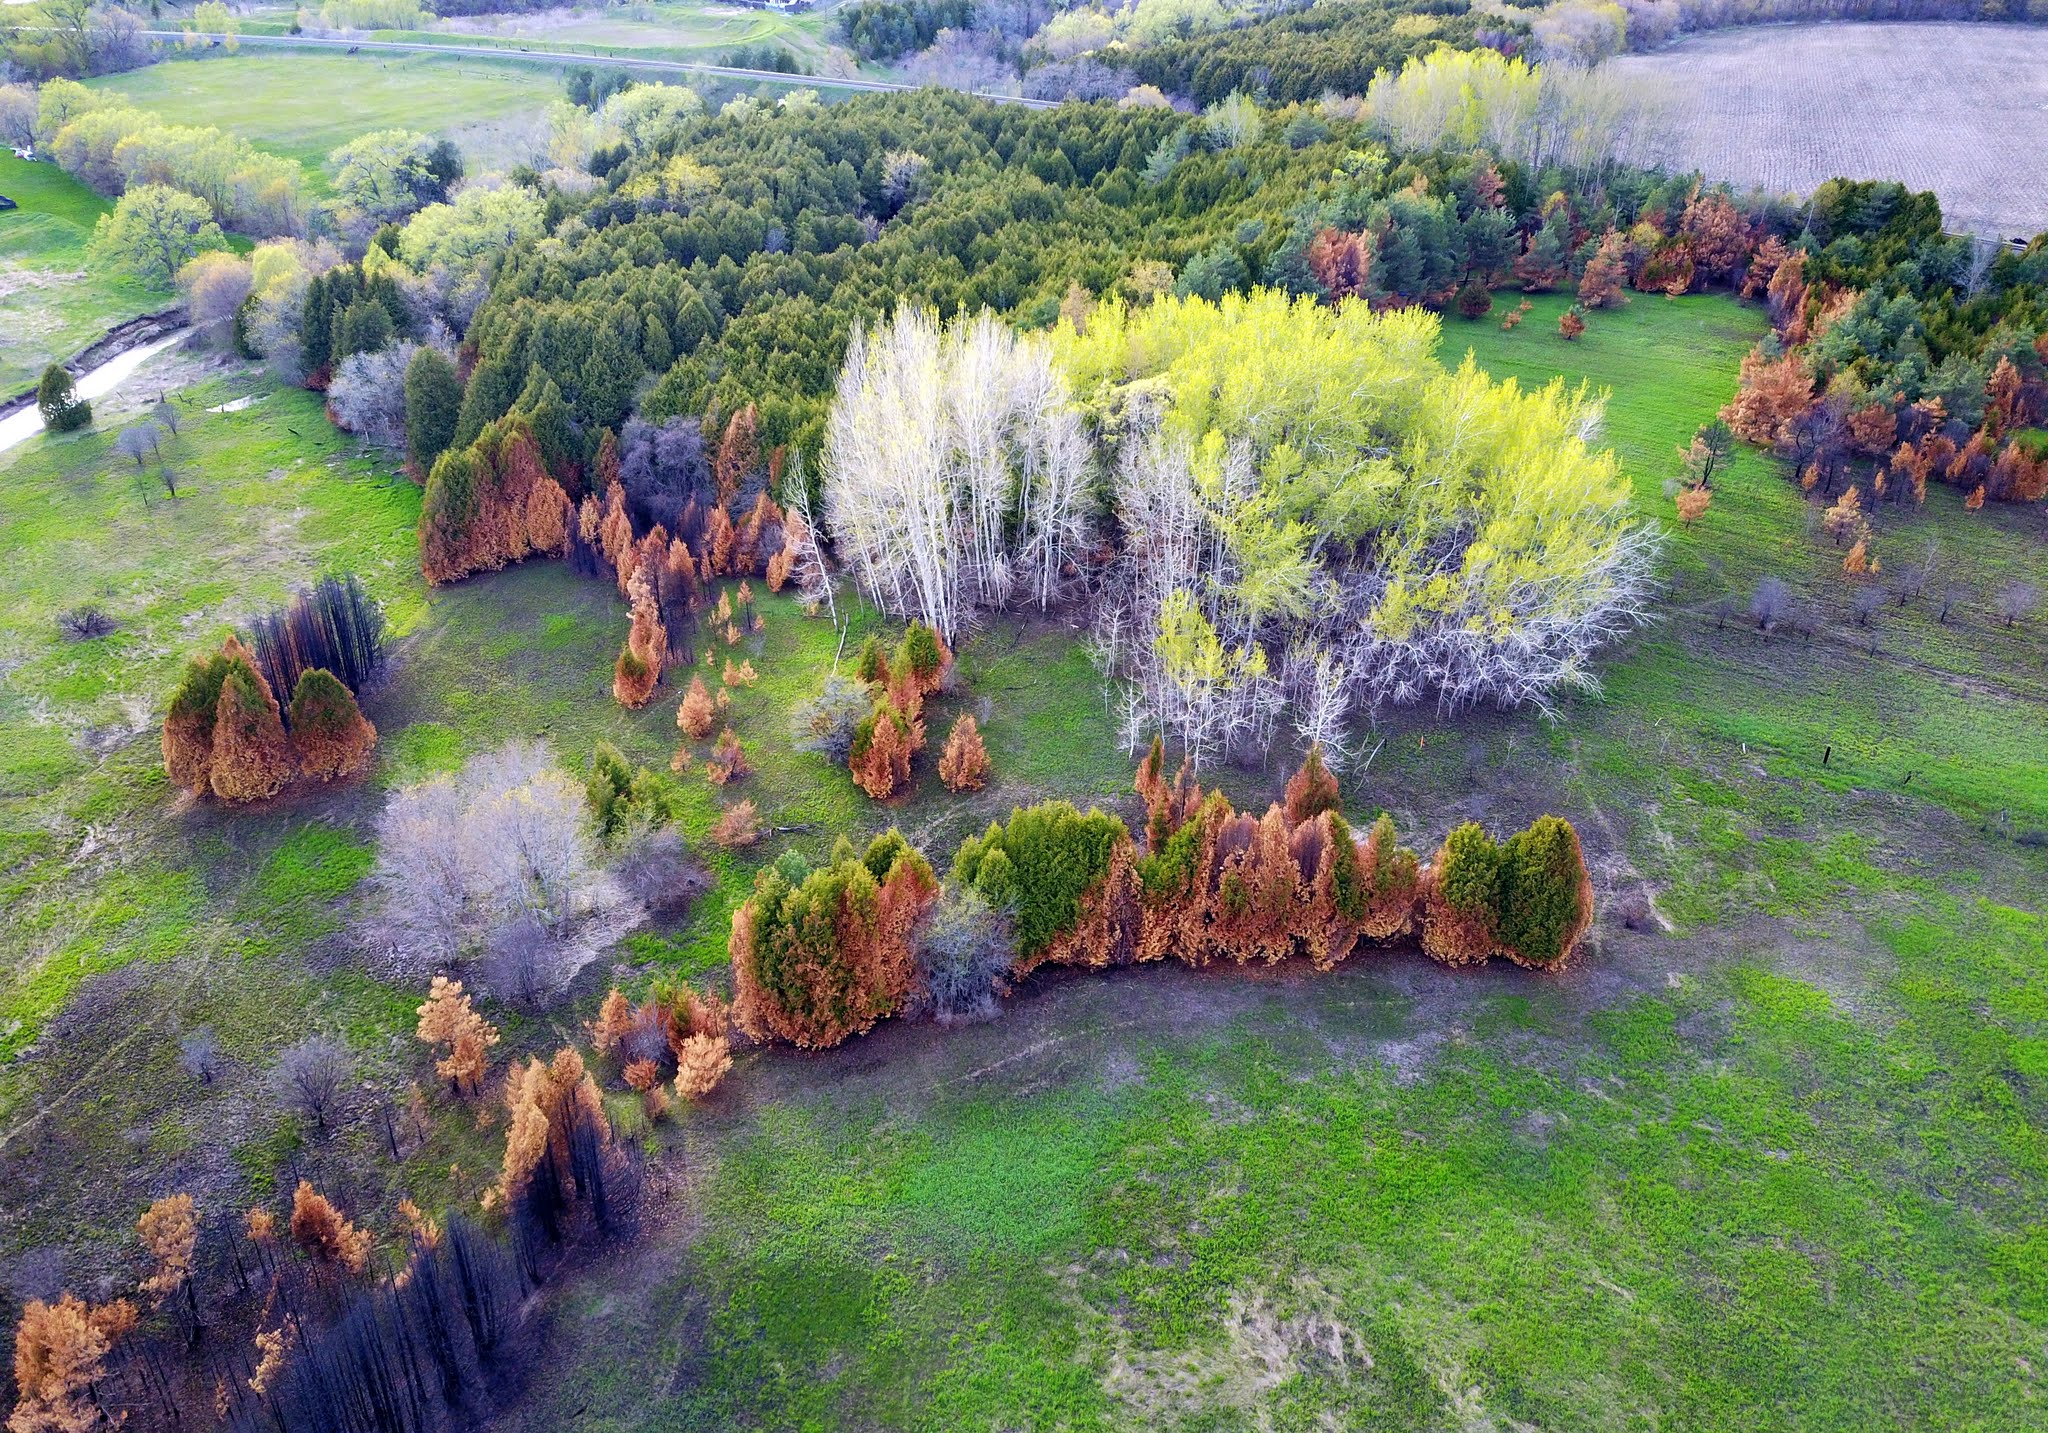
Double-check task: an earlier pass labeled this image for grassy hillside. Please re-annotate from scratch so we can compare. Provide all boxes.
[0,154,170,392]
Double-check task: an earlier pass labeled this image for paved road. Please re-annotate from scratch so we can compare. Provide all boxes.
[135,29,1060,110]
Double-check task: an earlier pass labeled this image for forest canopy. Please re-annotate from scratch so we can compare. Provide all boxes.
[1053,290,1652,744]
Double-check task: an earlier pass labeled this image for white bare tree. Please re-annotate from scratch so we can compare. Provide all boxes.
[823,306,1093,640]
[369,741,622,978]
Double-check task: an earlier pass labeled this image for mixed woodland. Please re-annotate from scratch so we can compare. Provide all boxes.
[5,4,2048,1426]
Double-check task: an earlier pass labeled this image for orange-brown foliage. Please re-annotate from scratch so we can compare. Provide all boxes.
[1989,441,2048,503]
[706,727,752,785]
[704,506,737,577]
[1674,484,1711,525]
[1282,744,1340,826]
[711,797,761,848]
[850,702,917,799]
[588,988,633,1054]
[288,668,377,782]
[677,674,715,739]
[416,975,498,1094]
[1306,227,1373,302]
[1722,346,1813,444]
[672,1032,732,1099]
[137,1194,198,1306]
[1576,230,1628,308]
[496,1048,610,1210]
[209,646,294,804]
[938,713,990,792]
[1846,403,1898,457]
[11,1293,134,1433]
[289,1181,371,1275]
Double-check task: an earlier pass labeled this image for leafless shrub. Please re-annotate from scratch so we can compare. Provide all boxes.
[327,341,419,449]
[57,606,117,641]
[790,673,871,762]
[910,890,1013,1027]
[369,741,616,973]
[479,912,571,1010]
[1749,576,1790,632]
[1994,580,2039,628]
[1851,584,1885,627]
[179,1027,221,1084]
[274,1035,351,1133]
[115,422,161,470]
[612,825,705,922]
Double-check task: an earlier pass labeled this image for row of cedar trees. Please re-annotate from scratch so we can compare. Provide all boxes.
[1307,182,1761,316]
[1723,246,2048,509]
[417,396,810,603]
[162,635,377,802]
[730,742,1594,1051]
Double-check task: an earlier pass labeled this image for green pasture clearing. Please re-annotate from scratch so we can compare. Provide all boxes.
[87,51,569,194]
[236,0,841,62]
[0,154,170,393]
[1451,291,2048,835]
[383,1,838,65]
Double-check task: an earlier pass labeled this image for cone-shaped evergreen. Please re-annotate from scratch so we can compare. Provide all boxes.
[209,647,294,803]
[162,647,234,795]
[288,667,378,781]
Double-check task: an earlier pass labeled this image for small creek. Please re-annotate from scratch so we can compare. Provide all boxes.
[0,332,188,456]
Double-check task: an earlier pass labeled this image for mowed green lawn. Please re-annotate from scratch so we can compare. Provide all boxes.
[88,51,570,194]
[371,1,839,65]
[0,154,170,392]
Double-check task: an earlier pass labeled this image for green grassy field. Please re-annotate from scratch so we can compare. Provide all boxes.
[237,0,843,63]
[1,291,2044,1429]
[0,155,171,393]
[88,51,571,195]
[388,1,840,66]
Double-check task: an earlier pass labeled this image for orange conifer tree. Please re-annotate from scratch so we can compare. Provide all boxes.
[10,1293,136,1433]
[289,1181,372,1275]
[287,667,377,781]
[209,644,294,803]
[677,674,715,739]
[938,713,990,792]
[1283,744,1340,826]
[706,727,752,785]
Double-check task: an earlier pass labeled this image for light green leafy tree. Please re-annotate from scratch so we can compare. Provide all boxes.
[88,184,227,286]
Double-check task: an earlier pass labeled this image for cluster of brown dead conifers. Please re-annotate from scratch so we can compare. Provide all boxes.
[161,635,377,803]
[1000,740,1595,978]
[728,741,1598,1052]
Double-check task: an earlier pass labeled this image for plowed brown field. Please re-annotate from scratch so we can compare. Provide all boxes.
[1611,21,2048,239]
